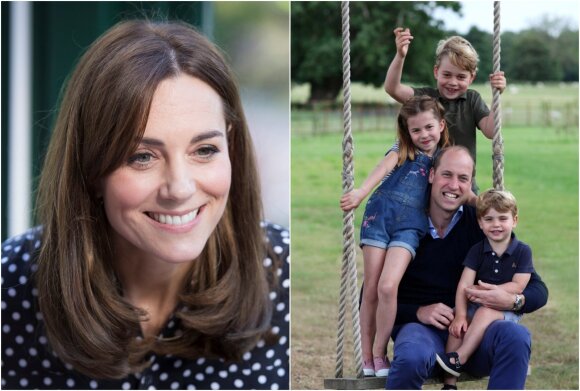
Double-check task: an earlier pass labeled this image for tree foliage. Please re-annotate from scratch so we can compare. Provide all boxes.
[292,2,579,102]
[502,27,578,83]
[291,1,460,102]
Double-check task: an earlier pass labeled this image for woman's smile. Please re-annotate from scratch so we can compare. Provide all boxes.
[147,209,200,226]
[102,75,231,265]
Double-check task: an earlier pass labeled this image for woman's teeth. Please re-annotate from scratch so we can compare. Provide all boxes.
[150,210,198,225]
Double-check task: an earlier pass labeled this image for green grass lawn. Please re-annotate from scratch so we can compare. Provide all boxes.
[291,126,579,389]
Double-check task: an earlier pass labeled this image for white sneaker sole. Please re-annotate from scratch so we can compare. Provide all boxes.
[363,368,375,377]
[435,354,461,377]
[375,368,389,377]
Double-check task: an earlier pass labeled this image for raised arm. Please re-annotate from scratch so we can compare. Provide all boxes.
[340,150,398,211]
[477,71,507,138]
[384,27,415,103]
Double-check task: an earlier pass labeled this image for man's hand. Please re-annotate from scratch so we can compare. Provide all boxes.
[393,27,413,58]
[416,303,454,330]
[465,280,516,311]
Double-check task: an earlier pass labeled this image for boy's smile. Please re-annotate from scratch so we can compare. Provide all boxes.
[434,56,475,100]
[478,208,518,246]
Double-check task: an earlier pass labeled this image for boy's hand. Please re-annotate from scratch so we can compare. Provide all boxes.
[489,71,506,94]
[449,317,468,338]
[466,189,478,206]
[393,27,413,58]
[340,189,365,211]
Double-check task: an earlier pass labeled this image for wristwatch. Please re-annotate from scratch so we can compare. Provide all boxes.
[513,294,524,311]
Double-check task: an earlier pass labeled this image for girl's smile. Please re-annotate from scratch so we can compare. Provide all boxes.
[406,110,445,156]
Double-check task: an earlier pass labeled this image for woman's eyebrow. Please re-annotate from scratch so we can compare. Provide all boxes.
[139,129,225,147]
[189,129,225,144]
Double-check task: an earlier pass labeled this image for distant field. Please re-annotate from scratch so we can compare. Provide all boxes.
[290,126,579,389]
[291,82,579,134]
[291,82,580,105]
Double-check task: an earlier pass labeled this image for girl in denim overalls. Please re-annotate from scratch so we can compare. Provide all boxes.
[341,96,450,377]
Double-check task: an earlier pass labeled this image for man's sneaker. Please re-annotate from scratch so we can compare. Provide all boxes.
[362,359,375,377]
[373,356,390,377]
[441,384,458,390]
[435,352,462,377]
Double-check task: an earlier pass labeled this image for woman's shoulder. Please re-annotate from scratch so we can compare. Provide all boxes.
[261,221,290,291]
[2,227,43,331]
[2,226,43,283]
[1,227,55,388]
[2,226,43,253]
[218,221,289,389]
[262,221,289,254]
[261,220,289,300]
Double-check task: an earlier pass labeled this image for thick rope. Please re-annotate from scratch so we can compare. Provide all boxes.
[334,0,363,380]
[492,1,504,190]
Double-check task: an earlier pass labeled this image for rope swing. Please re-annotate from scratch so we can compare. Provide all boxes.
[326,1,504,388]
[334,0,363,380]
[491,1,505,190]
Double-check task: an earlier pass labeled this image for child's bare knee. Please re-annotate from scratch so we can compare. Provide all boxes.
[378,280,398,301]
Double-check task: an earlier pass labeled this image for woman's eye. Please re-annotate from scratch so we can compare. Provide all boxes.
[195,145,220,160]
[128,152,154,167]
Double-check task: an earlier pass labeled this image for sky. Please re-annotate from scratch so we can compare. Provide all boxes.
[432,0,579,34]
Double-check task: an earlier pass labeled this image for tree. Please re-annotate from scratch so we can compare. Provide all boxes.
[291,1,461,103]
[508,29,563,82]
[463,27,493,83]
[555,28,579,82]
[502,15,578,83]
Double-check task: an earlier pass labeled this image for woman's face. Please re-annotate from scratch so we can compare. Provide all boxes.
[102,75,231,264]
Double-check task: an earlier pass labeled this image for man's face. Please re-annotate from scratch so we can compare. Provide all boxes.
[428,148,474,213]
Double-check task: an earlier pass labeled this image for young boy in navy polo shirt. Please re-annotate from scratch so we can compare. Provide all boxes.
[435,189,535,389]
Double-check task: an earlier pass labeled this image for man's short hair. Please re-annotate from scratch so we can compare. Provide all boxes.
[432,145,476,178]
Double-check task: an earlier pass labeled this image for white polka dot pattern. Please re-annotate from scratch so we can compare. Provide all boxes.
[1,224,289,389]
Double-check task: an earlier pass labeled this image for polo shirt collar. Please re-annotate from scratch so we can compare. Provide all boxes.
[428,205,464,239]
[482,232,519,255]
[433,89,468,103]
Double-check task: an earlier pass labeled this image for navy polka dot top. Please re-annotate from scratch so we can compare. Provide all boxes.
[1,223,289,390]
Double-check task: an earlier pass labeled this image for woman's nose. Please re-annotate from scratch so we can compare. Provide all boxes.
[160,161,196,201]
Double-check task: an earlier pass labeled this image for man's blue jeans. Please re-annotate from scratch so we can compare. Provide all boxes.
[386,321,531,389]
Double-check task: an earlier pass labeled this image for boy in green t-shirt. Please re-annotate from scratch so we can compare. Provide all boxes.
[384,28,507,164]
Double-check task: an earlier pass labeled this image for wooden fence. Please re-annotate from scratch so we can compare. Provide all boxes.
[291,101,579,136]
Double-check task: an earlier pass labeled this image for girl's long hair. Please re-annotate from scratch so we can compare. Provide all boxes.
[396,95,450,166]
[35,20,273,379]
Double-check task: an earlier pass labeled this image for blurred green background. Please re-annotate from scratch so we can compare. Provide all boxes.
[1,1,289,239]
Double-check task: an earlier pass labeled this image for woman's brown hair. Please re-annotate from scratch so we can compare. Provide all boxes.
[35,20,273,379]
[396,95,450,166]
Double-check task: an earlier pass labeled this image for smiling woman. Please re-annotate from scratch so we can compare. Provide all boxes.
[1,20,288,390]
